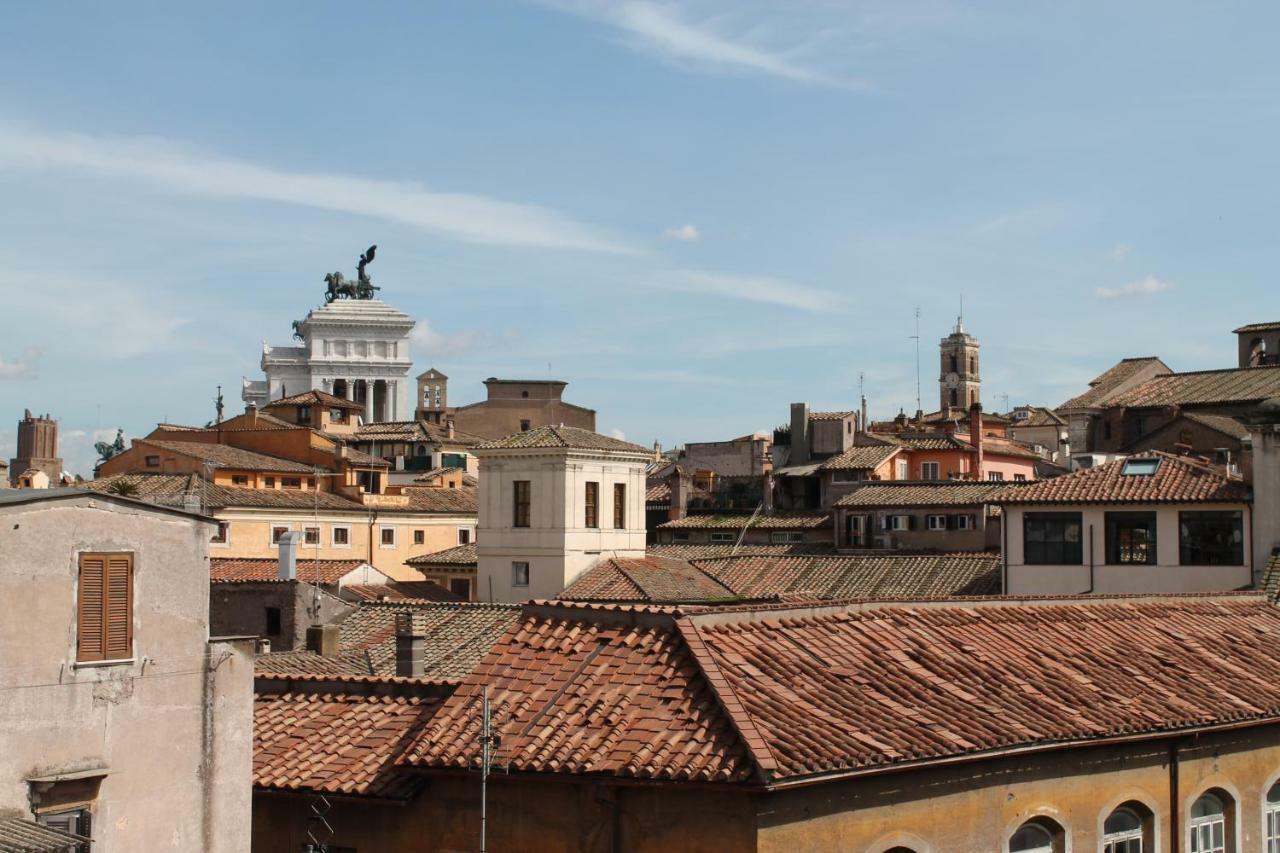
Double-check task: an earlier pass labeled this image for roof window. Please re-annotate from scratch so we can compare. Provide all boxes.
[1121,458,1161,476]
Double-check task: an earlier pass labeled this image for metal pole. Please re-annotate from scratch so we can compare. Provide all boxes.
[480,685,490,853]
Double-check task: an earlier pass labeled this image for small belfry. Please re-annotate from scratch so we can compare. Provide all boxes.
[939,307,980,414]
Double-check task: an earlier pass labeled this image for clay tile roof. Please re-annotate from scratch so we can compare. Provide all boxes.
[210,557,364,584]
[255,649,376,676]
[268,389,365,410]
[1233,321,1280,334]
[254,674,454,799]
[339,446,390,467]
[994,452,1249,504]
[1109,365,1280,408]
[405,543,478,568]
[1058,357,1170,410]
[648,543,837,559]
[142,439,316,473]
[561,557,740,603]
[809,410,855,421]
[397,485,478,514]
[86,474,372,512]
[403,594,1280,785]
[0,817,89,852]
[1259,553,1280,604]
[819,445,900,472]
[1013,407,1067,427]
[1181,412,1250,440]
[658,511,832,530]
[645,480,671,503]
[476,424,650,454]
[346,602,520,679]
[834,481,1027,508]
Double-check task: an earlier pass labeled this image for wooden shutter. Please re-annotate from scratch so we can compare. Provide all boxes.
[77,553,132,662]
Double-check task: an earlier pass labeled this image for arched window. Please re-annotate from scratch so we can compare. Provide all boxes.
[1190,792,1227,852]
[1265,782,1280,851]
[1009,819,1059,853]
[1103,805,1145,853]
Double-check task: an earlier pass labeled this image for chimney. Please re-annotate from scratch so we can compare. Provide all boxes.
[277,531,303,581]
[860,395,868,436]
[668,467,689,522]
[244,403,258,428]
[969,402,984,480]
[306,623,340,657]
[394,611,425,677]
[763,470,775,512]
[446,417,455,439]
[789,403,810,465]
[1244,397,1280,583]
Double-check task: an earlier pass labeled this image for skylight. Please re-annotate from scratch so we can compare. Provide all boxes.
[1121,458,1161,476]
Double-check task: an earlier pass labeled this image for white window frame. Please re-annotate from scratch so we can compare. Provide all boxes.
[889,515,911,532]
[988,471,1004,481]
[457,527,472,545]
[1102,806,1145,853]
[710,531,736,543]
[926,514,947,531]
[331,524,352,548]
[269,523,291,545]
[303,526,321,546]
[896,459,909,479]
[956,514,973,531]
[770,531,804,544]
[920,461,940,480]
[1265,781,1280,853]
[378,525,397,549]
[512,561,530,587]
[1189,793,1226,853]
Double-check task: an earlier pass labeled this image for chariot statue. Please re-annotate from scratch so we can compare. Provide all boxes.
[323,245,380,303]
[95,428,126,464]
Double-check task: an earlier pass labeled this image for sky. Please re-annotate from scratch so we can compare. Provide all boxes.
[1,2,1278,476]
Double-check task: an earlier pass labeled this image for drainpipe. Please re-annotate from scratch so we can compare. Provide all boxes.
[367,508,379,567]
[1085,524,1096,594]
[1170,739,1181,853]
[1001,509,1009,593]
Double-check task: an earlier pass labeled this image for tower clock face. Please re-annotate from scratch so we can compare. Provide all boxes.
[945,372,960,390]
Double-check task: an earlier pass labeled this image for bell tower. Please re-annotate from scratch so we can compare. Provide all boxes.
[939,314,980,414]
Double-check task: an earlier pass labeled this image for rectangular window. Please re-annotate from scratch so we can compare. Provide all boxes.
[987,471,1004,481]
[512,561,530,587]
[770,531,804,544]
[281,477,302,489]
[1023,512,1083,565]
[847,514,867,547]
[458,527,472,545]
[297,405,311,424]
[672,531,690,543]
[265,477,276,488]
[520,419,531,432]
[896,459,909,479]
[210,521,230,544]
[1014,473,1027,482]
[832,470,863,483]
[271,525,289,544]
[449,578,471,599]
[584,481,599,528]
[955,514,973,531]
[303,526,320,545]
[920,462,940,480]
[332,526,350,547]
[77,552,133,663]
[1105,512,1157,565]
[231,474,249,486]
[613,483,626,529]
[144,455,159,468]
[38,809,91,852]
[1179,511,1244,566]
[265,607,281,635]
[513,480,531,528]
[307,477,316,489]
[889,515,912,531]
[380,527,396,548]
[927,514,947,531]
[710,531,736,543]
[413,529,425,545]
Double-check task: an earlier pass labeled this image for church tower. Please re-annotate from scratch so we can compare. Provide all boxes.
[939,316,980,414]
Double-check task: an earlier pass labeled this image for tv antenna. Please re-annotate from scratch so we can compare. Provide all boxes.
[909,307,922,414]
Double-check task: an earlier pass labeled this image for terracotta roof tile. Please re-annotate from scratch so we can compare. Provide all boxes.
[142,439,316,472]
[405,543,478,567]
[1181,411,1250,440]
[477,425,650,453]
[1059,357,1170,410]
[994,452,1249,504]
[342,581,463,603]
[267,389,365,410]
[210,557,364,584]
[819,445,900,472]
[402,594,1280,785]
[254,674,453,799]
[1233,321,1280,334]
[834,481,1029,508]
[809,411,855,421]
[400,485,478,514]
[561,557,740,603]
[648,542,837,559]
[1110,365,1280,408]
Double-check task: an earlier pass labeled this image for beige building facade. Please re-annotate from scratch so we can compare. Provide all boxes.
[0,489,253,852]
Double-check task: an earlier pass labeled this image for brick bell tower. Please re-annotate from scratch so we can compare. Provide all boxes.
[939,315,980,415]
[9,409,63,486]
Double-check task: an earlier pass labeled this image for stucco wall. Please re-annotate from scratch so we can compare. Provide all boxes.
[209,581,353,651]
[1250,424,1280,579]
[0,495,253,852]
[1004,502,1252,595]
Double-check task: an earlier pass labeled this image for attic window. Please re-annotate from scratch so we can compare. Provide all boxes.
[1121,458,1161,476]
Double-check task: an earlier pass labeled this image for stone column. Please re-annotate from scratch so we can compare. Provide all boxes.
[388,381,397,421]
[365,379,375,424]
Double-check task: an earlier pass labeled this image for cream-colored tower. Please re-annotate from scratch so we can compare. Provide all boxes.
[939,318,980,413]
[476,425,650,602]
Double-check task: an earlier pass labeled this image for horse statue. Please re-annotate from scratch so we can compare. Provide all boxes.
[324,272,359,303]
[323,247,381,302]
[95,428,126,464]
[291,320,304,341]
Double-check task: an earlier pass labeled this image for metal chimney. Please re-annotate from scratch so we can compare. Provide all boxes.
[395,611,425,677]
[277,531,303,581]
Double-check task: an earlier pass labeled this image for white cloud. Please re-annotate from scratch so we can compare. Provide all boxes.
[1096,275,1174,300]
[1106,243,1131,261]
[662,223,700,241]
[545,1,866,89]
[409,320,496,357]
[658,268,841,312]
[0,122,635,254]
[0,347,39,379]
[608,428,627,441]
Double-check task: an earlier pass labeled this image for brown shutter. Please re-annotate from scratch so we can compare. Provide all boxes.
[104,555,133,659]
[77,553,132,663]
[77,555,106,662]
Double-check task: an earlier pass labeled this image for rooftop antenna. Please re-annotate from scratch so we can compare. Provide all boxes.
[909,307,922,415]
[997,392,1010,413]
[956,294,965,334]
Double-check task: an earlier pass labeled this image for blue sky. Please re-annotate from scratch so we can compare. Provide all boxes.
[1,2,1277,476]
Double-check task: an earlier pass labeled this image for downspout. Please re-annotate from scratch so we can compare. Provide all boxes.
[1086,523,1095,594]
[1001,508,1009,593]
[367,508,379,567]
[1169,739,1181,853]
